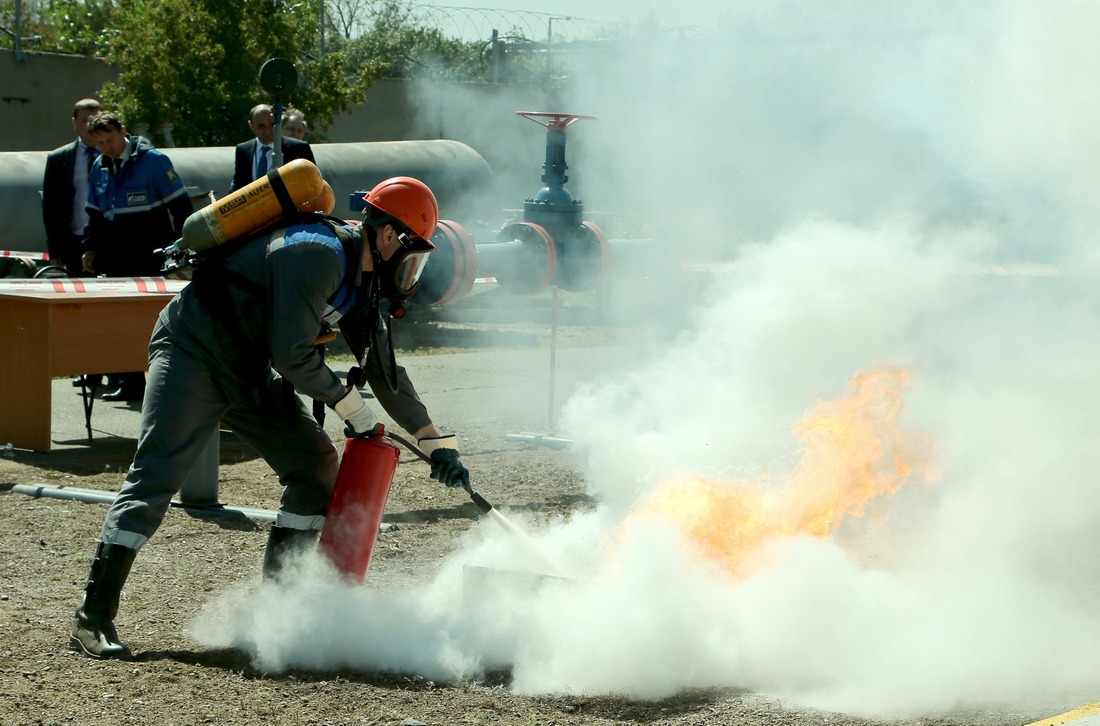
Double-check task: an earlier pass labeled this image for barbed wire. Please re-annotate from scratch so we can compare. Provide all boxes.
[408,4,620,43]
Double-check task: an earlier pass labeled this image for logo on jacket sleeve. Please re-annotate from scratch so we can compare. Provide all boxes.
[166,169,179,184]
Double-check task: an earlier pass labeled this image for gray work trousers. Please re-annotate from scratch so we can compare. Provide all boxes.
[99,322,340,550]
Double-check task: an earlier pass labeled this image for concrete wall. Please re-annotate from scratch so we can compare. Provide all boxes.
[1,50,118,153]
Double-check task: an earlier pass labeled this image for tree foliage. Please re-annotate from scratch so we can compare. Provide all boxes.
[95,0,369,146]
[334,0,560,86]
[12,0,560,146]
[10,0,372,146]
[9,0,116,57]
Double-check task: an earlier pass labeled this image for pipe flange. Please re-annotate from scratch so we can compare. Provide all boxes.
[411,219,478,306]
[494,221,558,295]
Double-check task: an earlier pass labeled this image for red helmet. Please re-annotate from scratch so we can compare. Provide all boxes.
[361,176,439,243]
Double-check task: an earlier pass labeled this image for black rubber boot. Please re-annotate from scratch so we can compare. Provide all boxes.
[69,542,137,660]
[262,526,319,580]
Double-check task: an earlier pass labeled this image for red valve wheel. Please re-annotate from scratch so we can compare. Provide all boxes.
[515,111,598,131]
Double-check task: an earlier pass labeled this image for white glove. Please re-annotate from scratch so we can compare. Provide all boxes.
[334,388,378,436]
[417,434,458,456]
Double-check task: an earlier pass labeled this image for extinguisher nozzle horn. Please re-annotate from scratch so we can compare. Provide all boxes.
[466,488,493,514]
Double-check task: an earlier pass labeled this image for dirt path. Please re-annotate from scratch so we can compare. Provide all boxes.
[0,330,1058,726]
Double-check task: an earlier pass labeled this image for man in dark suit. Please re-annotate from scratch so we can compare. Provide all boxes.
[230,104,315,192]
[42,98,103,277]
[42,99,104,390]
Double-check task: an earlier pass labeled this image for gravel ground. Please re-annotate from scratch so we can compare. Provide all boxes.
[0,320,1066,726]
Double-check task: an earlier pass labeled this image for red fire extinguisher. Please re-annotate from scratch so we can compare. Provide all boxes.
[319,423,400,582]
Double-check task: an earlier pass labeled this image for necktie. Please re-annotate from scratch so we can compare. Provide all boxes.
[85,146,97,175]
[256,145,270,178]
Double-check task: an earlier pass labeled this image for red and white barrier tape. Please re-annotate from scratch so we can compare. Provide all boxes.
[0,250,51,260]
[0,276,187,294]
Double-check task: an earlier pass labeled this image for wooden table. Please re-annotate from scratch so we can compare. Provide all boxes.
[0,291,175,451]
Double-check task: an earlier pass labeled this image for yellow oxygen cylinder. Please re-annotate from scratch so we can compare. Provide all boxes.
[298,180,336,216]
[178,159,325,253]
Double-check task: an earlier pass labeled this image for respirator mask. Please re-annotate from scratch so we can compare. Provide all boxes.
[374,230,433,303]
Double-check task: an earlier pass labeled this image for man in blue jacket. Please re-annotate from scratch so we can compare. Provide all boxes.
[82,111,194,401]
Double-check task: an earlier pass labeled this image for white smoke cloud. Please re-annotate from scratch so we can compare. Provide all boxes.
[548,220,1100,716]
[193,0,1100,719]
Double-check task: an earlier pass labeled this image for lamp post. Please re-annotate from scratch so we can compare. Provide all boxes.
[258,57,299,168]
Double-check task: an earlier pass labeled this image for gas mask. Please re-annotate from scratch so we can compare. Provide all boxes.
[373,230,433,302]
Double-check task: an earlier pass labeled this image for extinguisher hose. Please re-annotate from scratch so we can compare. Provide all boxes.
[382,429,494,514]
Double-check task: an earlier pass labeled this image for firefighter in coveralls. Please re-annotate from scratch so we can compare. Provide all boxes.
[68,177,470,660]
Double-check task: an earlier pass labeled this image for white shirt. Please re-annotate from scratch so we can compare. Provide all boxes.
[70,140,97,236]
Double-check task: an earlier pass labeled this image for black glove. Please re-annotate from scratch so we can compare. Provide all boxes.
[430,449,470,488]
[419,434,470,488]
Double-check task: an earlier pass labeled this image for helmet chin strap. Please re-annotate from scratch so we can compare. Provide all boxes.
[363,225,382,273]
[364,229,384,303]
[355,279,399,396]
[361,224,402,394]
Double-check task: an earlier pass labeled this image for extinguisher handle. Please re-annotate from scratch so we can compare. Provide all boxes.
[346,421,385,440]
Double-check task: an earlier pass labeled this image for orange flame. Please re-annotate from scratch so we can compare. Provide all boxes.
[620,366,927,577]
